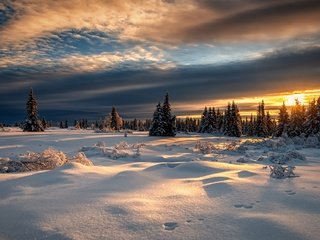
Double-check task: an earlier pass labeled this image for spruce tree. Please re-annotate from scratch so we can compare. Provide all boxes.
[304,98,319,136]
[229,101,242,137]
[198,107,210,133]
[110,107,123,131]
[255,100,268,137]
[162,93,176,136]
[287,100,305,137]
[149,102,166,136]
[276,102,290,137]
[266,111,273,136]
[23,88,44,132]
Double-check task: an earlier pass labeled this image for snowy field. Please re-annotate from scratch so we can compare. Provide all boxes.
[0,128,319,240]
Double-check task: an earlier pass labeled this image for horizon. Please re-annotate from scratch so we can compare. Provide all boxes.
[1,0,320,123]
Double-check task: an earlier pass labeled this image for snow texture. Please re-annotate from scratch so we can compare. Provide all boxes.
[0,128,319,240]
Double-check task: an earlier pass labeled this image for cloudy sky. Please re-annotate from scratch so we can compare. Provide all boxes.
[1,0,320,122]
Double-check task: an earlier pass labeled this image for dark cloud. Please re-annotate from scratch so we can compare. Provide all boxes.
[141,0,320,43]
[1,46,319,123]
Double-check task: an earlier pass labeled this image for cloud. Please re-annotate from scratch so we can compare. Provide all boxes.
[2,0,319,47]
[1,46,319,122]
[0,45,175,74]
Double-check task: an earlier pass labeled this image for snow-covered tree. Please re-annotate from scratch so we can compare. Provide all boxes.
[110,107,123,131]
[276,102,290,137]
[266,111,274,136]
[304,98,320,136]
[198,107,215,133]
[228,101,242,137]
[287,100,305,137]
[223,103,231,136]
[255,100,268,137]
[149,102,166,136]
[23,88,44,132]
[223,102,241,137]
[162,93,176,136]
[149,93,176,136]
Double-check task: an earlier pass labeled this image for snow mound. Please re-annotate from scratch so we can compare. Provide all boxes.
[81,141,144,159]
[237,170,257,178]
[145,161,226,179]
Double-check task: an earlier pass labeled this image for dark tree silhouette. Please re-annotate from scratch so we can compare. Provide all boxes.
[23,88,44,132]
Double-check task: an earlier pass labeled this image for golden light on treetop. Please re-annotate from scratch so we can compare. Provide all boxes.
[286,94,305,106]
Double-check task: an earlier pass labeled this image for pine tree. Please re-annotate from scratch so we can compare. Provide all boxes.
[23,88,44,132]
[248,114,255,136]
[149,102,166,136]
[110,107,123,131]
[223,103,231,136]
[287,100,305,137]
[229,101,242,137]
[162,93,176,136]
[255,100,268,137]
[198,107,211,133]
[276,102,290,137]
[304,98,319,136]
[266,111,273,136]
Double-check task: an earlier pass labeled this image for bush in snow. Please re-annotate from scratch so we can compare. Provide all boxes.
[267,150,305,164]
[68,152,93,166]
[0,158,29,173]
[269,164,296,179]
[81,141,144,160]
[194,141,217,154]
[1,148,94,173]
[19,147,67,171]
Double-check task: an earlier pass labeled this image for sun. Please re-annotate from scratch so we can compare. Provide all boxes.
[286,93,305,106]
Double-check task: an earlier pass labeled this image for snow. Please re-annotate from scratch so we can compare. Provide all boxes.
[0,128,320,240]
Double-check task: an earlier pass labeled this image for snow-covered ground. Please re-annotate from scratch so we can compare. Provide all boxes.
[0,128,319,240]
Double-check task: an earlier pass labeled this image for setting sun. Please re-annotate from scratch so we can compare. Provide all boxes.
[286,94,305,106]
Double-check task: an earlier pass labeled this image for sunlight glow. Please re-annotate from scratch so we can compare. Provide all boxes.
[286,94,305,106]
[176,89,320,118]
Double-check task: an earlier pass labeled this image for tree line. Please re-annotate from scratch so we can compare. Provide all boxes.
[17,88,320,139]
[176,98,320,138]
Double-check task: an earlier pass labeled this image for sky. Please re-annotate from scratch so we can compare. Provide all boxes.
[0,0,320,123]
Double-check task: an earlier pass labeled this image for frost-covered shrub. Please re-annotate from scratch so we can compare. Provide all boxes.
[194,141,217,154]
[1,148,94,173]
[115,141,130,150]
[20,147,67,171]
[225,141,238,151]
[267,150,305,164]
[269,164,296,179]
[286,150,306,161]
[68,152,93,166]
[81,141,144,160]
[0,158,29,173]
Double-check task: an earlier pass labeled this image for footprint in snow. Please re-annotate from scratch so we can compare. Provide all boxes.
[163,222,178,231]
[285,190,296,195]
[234,202,256,209]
